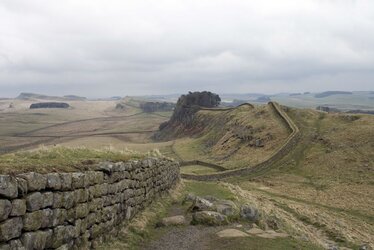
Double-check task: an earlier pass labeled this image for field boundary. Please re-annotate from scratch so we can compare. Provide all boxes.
[180,102,301,180]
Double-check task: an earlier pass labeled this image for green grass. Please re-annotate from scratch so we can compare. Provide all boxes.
[0,146,150,174]
[180,165,220,175]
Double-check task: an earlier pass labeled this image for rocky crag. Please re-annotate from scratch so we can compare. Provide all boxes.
[154,91,221,139]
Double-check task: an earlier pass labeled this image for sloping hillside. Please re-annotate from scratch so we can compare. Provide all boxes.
[172,103,290,169]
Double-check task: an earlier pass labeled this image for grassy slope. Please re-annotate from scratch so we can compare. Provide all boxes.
[226,108,374,247]
[173,104,289,169]
[0,147,148,174]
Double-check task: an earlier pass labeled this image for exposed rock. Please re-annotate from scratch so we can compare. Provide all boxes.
[159,215,187,226]
[192,211,228,226]
[216,229,249,238]
[0,217,23,241]
[247,228,265,235]
[214,200,238,216]
[190,197,214,212]
[240,204,260,222]
[0,200,11,221]
[155,91,221,139]
[0,175,18,198]
[10,199,26,216]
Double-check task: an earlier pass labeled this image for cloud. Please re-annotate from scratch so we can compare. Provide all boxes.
[0,0,373,97]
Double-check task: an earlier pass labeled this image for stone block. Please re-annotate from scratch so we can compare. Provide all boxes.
[10,199,26,216]
[25,192,43,211]
[17,173,46,192]
[8,239,25,250]
[59,173,72,191]
[0,199,11,221]
[42,192,54,208]
[23,210,43,231]
[46,173,61,190]
[21,230,49,250]
[41,208,53,228]
[52,208,67,227]
[71,173,85,189]
[15,177,28,197]
[0,217,23,241]
[0,175,18,199]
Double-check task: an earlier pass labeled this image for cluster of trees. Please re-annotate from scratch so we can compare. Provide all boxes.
[30,102,70,109]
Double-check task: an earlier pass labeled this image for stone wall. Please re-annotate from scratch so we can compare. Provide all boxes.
[0,158,179,249]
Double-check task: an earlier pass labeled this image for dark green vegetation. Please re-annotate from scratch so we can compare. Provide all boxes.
[30,102,70,109]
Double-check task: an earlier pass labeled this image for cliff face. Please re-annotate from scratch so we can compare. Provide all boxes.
[154,91,221,140]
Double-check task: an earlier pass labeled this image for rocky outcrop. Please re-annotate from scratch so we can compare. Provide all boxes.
[154,91,221,139]
[30,102,70,109]
[0,158,180,249]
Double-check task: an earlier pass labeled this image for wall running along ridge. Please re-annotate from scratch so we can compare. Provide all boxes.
[181,102,301,180]
[0,158,179,249]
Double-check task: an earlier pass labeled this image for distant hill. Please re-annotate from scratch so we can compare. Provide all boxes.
[63,95,87,101]
[314,91,352,98]
[16,93,86,101]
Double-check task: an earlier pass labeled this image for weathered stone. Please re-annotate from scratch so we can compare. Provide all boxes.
[159,215,187,226]
[10,199,26,216]
[240,204,260,222]
[192,211,228,226]
[17,173,46,191]
[216,229,249,238]
[41,209,53,228]
[0,175,18,198]
[8,239,25,250]
[75,203,89,219]
[0,217,23,241]
[53,192,64,208]
[0,199,11,221]
[62,191,75,209]
[23,210,43,231]
[15,177,28,197]
[0,243,10,250]
[215,200,238,216]
[25,192,43,211]
[71,173,85,189]
[21,231,49,250]
[42,192,54,208]
[51,225,75,248]
[46,173,61,190]
[190,197,214,211]
[52,209,67,226]
[59,173,72,191]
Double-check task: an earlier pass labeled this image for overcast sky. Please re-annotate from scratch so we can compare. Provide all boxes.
[0,0,373,97]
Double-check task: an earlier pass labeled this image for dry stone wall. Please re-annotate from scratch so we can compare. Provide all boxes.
[0,158,179,249]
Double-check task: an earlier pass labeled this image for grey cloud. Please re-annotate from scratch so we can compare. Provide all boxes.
[0,0,374,97]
